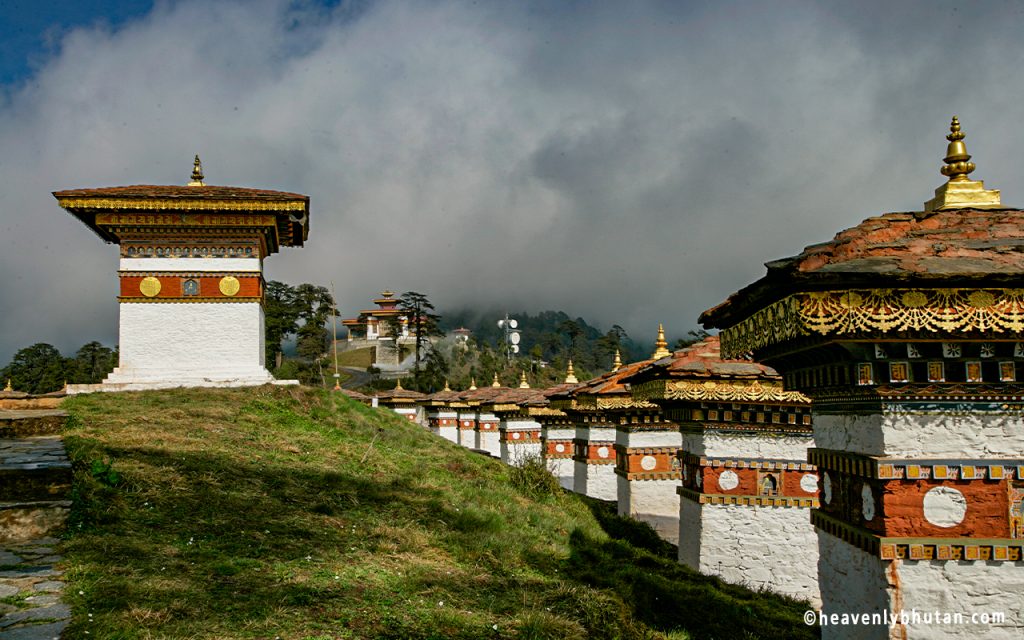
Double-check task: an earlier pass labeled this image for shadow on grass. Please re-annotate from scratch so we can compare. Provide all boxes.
[60,387,818,639]
[568,498,819,640]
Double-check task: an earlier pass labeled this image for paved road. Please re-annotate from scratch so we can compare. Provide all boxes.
[341,367,373,390]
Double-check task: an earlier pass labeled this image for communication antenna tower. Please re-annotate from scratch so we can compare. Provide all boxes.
[496,313,521,361]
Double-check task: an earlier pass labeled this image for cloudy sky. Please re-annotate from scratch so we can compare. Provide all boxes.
[1,0,1022,362]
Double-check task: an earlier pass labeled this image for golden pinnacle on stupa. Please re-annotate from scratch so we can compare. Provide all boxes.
[612,349,622,372]
[651,323,671,359]
[188,154,205,186]
[469,377,477,390]
[519,371,530,389]
[565,359,579,384]
[3,379,11,392]
[492,372,501,387]
[444,379,451,391]
[395,378,403,390]
[924,116,1001,211]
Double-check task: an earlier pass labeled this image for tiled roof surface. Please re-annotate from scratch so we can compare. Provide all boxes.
[623,336,780,383]
[374,386,426,402]
[53,185,308,201]
[550,360,651,400]
[702,207,1024,328]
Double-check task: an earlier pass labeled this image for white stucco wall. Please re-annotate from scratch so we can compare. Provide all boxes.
[543,427,576,443]
[105,302,272,387]
[681,502,820,606]
[814,408,1024,458]
[817,531,890,639]
[438,425,458,443]
[615,429,683,448]
[457,412,475,447]
[119,257,262,272]
[896,557,1024,639]
[501,441,542,466]
[576,425,616,442]
[617,477,680,544]
[682,432,813,460]
[548,458,574,490]
[573,460,616,501]
[476,430,500,457]
[678,497,703,569]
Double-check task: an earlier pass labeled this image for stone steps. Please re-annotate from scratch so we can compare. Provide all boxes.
[0,412,67,438]
[0,413,71,544]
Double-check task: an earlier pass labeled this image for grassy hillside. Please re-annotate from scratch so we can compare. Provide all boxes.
[59,387,816,639]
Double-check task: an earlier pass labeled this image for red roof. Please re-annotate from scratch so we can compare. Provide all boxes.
[53,184,308,201]
[623,336,781,383]
[702,207,1024,328]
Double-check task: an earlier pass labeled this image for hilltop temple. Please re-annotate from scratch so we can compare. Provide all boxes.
[56,157,310,391]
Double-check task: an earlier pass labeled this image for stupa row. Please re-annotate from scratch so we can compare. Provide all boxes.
[364,118,1024,639]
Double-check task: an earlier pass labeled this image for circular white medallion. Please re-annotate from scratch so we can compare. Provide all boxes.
[718,470,739,491]
[923,487,967,528]
[800,474,819,494]
[597,446,610,459]
[512,432,521,440]
[823,473,833,504]
[555,443,565,453]
[640,455,658,471]
[861,484,875,521]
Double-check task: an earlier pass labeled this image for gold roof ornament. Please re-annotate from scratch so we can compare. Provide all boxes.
[444,379,451,391]
[395,378,403,390]
[519,371,530,389]
[3,379,11,392]
[612,349,622,372]
[469,377,477,391]
[651,323,671,359]
[924,116,1001,211]
[188,154,205,187]
[492,372,501,388]
[565,359,579,384]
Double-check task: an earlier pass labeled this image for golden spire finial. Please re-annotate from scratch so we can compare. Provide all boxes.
[395,378,403,390]
[469,377,477,391]
[3,379,11,392]
[188,154,205,186]
[925,116,1001,211]
[940,116,975,181]
[444,379,451,392]
[519,371,530,389]
[565,359,578,384]
[651,323,671,359]
[492,372,501,388]
[612,349,622,372]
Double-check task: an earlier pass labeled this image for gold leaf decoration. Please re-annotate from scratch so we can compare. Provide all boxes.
[721,288,1024,357]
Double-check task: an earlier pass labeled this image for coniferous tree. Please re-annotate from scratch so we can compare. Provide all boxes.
[1,343,67,394]
[398,291,442,373]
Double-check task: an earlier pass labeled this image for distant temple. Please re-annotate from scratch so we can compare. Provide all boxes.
[341,290,414,341]
[56,156,309,391]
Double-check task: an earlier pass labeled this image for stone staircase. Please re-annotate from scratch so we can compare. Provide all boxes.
[0,411,72,544]
[0,406,72,638]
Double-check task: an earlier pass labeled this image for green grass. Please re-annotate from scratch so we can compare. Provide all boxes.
[336,347,375,368]
[58,386,817,639]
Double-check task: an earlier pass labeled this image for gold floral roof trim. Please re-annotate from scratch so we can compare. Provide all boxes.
[572,395,660,411]
[633,378,809,404]
[56,197,307,212]
[721,288,1024,357]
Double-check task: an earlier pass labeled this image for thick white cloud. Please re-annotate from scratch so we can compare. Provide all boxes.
[2,0,1023,362]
